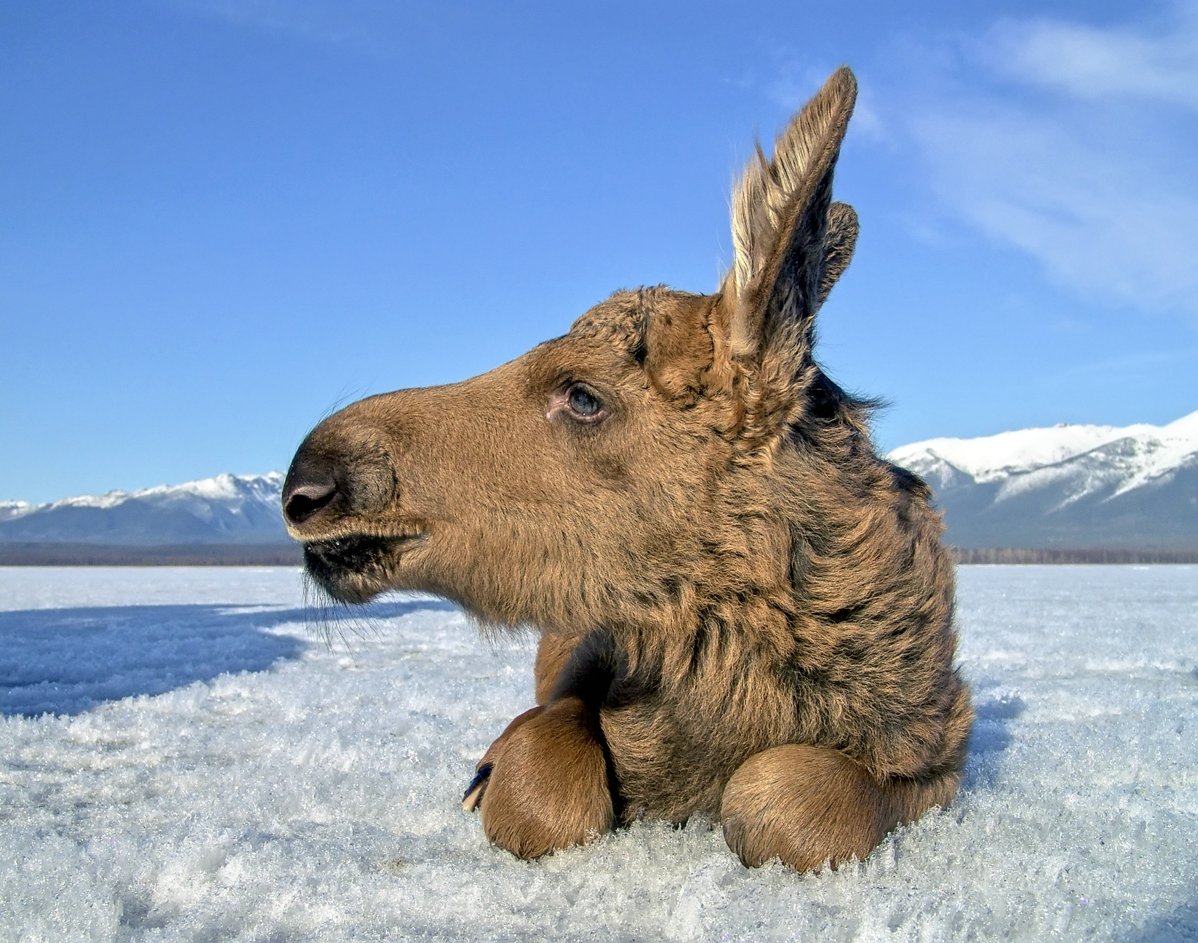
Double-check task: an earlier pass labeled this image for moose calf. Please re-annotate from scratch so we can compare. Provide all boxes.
[283,67,972,872]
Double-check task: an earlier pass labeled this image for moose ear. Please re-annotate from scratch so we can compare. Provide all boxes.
[724,67,857,405]
[818,201,859,308]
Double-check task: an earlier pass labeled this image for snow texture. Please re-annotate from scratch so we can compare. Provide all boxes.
[1,565,1196,941]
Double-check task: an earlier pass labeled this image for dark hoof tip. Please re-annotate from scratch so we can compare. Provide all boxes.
[462,763,493,812]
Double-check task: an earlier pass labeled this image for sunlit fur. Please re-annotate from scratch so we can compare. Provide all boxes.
[284,67,972,872]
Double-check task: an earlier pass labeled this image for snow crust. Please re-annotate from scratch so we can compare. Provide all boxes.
[2,565,1196,941]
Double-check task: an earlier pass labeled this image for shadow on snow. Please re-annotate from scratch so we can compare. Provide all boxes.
[1131,898,1198,942]
[0,598,457,718]
[962,691,1026,792]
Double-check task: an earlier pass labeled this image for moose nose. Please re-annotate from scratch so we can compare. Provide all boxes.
[282,451,341,528]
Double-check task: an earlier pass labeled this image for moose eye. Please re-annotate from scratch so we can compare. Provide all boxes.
[564,383,606,423]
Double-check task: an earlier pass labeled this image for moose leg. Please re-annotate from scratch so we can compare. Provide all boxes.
[533,632,580,705]
[720,744,957,872]
[463,696,614,858]
[461,631,585,810]
[461,704,543,812]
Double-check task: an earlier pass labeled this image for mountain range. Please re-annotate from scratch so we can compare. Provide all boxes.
[1,412,1195,557]
[0,472,287,547]
[890,411,1197,552]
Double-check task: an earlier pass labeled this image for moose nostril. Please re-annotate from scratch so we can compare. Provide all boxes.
[284,482,339,526]
[282,446,343,528]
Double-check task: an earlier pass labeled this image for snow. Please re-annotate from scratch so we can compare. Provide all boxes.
[37,472,286,514]
[891,424,1138,480]
[141,471,285,505]
[2,565,1196,941]
[0,501,31,522]
[889,410,1198,493]
[51,489,135,511]
[2,474,290,545]
[1115,412,1198,496]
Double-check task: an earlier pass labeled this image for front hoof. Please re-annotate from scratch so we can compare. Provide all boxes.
[478,698,614,859]
[461,763,493,813]
[462,706,544,813]
[720,744,891,872]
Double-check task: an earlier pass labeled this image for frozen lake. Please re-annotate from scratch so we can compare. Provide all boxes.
[1,565,1196,941]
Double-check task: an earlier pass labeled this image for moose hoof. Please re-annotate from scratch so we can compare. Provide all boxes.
[462,705,545,814]
[461,762,493,813]
[473,697,614,859]
[720,744,892,872]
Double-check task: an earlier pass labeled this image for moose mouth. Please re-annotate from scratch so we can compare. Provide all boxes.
[302,532,425,602]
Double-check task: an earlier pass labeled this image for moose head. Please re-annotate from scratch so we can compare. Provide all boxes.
[284,67,866,630]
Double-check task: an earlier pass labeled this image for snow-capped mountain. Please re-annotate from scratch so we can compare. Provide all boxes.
[0,472,288,545]
[889,411,1198,551]
[0,501,31,523]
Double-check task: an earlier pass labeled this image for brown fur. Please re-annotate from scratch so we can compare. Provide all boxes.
[282,67,972,872]
[466,699,614,859]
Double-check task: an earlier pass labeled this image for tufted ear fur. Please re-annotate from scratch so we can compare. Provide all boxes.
[720,67,857,443]
[818,201,859,308]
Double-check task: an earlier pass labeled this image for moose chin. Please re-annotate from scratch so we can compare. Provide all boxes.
[282,66,972,873]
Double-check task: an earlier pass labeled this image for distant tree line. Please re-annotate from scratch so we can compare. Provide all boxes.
[0,543,1193,567]
[951,547,1198,565]
[0,543,303,566]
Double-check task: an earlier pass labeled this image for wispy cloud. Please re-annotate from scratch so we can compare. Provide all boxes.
[889,6,1198,320]
[979,8,1198,109]
[909,99,1198,315]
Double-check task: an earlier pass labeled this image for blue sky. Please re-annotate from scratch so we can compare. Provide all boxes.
[2,1,1195,504]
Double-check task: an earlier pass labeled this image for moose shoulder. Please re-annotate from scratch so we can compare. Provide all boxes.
[282,66,972,873]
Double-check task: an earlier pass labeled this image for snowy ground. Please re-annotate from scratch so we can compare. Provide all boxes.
[1,566,1195,942]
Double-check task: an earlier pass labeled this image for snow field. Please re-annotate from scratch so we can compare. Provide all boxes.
[1,566,1196,941]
